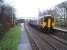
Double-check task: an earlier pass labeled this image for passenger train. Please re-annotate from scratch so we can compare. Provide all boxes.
[29,15,55,32]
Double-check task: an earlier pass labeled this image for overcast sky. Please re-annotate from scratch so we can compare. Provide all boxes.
[5,0,66,19]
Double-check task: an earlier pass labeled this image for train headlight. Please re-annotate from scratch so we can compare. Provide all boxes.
[43,22,46,26]
[42,22,46,28]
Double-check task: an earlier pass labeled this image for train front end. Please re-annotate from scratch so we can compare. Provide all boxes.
[39,15,55,32]
[45,16,55,32]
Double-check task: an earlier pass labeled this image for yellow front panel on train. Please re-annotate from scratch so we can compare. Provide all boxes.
[48,18,51,28]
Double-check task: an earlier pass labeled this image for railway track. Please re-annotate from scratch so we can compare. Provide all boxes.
[29,23,67,45]
[52,29,67,41]
[25,23,54,50]
[25,23,67,50]
[24,24,39,50]
[36,31,67,50]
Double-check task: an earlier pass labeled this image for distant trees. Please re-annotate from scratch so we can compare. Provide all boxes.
[2,5,16,27]
[38,1,67,27]
[53,1,67,27]
[0,0,16,36]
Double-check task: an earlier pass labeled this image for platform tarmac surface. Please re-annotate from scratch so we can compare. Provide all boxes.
[18,23,32,50]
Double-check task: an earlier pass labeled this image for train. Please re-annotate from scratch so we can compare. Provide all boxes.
[29,15,55,32]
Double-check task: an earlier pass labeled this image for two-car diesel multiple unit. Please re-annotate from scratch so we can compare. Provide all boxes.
[38,15,54,31]
[29,15,55,32]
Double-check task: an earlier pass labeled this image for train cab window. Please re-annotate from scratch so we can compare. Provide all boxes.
[44,17,47,21]
[40,18,43,22]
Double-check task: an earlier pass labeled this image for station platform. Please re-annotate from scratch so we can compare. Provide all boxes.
[54,27,67,32]
[18,23,32,50]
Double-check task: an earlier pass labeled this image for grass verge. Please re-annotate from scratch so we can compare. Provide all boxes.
[0,25,21,50]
